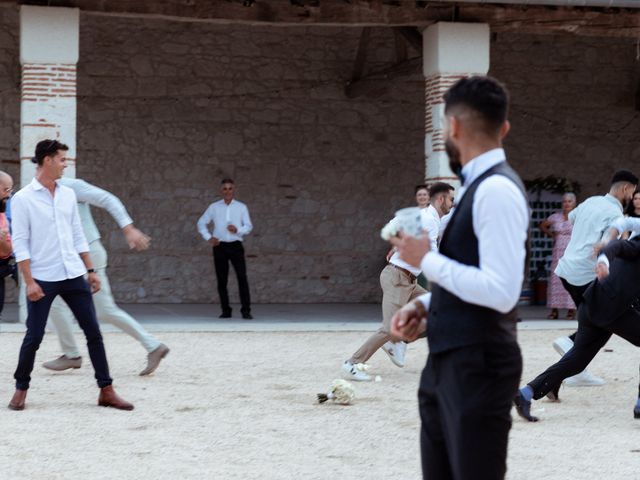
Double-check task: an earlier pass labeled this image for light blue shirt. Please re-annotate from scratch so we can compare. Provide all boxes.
[555,194,624,286]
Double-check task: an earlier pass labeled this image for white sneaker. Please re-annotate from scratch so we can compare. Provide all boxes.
[553,336,574,356]
[342,361,371,381]
[564,370,605,387]
[382,341,406,368]
[553,336,605,386]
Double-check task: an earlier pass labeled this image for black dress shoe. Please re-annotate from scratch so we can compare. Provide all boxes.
[514,391,539,422]
[242,313,253,320]
[545,384,561,402]
[634,405,640,419]
[219,312,232,319]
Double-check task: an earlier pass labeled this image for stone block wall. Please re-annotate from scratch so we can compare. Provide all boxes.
[0,5,638,304]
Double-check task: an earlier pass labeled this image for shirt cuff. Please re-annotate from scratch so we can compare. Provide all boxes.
[417,292,431,310]
[597,254,610,268]
[420,250,447,282]
[13,251,30,262]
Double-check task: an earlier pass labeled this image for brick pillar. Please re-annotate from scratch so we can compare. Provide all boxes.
[19,6,79,186]
[422,23,490,188]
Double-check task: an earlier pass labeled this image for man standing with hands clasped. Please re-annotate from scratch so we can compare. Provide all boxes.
[198,178,253,319]
[390,77,529,480]
[8,139,133,411]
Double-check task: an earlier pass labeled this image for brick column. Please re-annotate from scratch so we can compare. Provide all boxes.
[19,6,79,186]
[422,23,490,188]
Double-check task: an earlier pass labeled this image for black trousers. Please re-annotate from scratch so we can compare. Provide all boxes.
[560,278,590,343]
[419,342,522,480]
[13,276,112,390]
[528,303,640,400]
[213,241,251,315]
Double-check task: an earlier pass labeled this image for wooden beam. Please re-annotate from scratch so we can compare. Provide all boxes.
[7,1,640,38]
[344,57,421,99]
[394,26,423,54]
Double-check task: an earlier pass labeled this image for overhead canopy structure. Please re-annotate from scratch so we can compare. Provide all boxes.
[2,0,639,37]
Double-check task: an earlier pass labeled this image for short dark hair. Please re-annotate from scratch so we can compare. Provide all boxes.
[443,76,509,136]
[31,139,69,166]
[221,178,235,185]
[428,182,454,199]
[415,184,428,194]
[610,170,638,187]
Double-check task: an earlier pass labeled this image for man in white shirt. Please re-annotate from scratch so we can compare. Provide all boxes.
[422,182,454,252]
[36,177,170,376]
[197,178,253,319]
[390,77,529,479]
[342,213,428,381]
[8,139,133,411]
[552,170,637,387]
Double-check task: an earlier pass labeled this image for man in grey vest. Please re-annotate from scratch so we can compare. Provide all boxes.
[390,77,529,480]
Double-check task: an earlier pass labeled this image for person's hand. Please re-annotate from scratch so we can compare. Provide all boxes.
[123,226,151,251]
[87,272,101,294]
[227,224,238,234]
[390,300,428,342]
[595,262,609,281]
[592,241,606,258]
[389,232,431,268]
[26,281,45,302]
[385,248,395,262]
[208,237,220,247]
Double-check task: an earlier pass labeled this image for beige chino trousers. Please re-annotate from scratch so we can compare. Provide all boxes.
[349,264,427,364]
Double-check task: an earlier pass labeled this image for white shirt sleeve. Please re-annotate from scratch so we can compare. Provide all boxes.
[197,205,214,241]
[68,178,134,229]
[612,216,640,234]
[422,210,440,252]
[417,292,432,310]
[70,195,90,254]
[10,194,30,262]
[568,205,579,224]
[420,176,529,314]
[597,254,610,268]
[238,204,253,237]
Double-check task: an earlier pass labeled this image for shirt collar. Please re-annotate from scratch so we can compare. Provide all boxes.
[460,148,506,187]
[30,177,60,192]
[426,204,440,219]
[604,193,623,211]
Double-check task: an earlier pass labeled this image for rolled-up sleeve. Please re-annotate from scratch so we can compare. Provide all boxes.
[10,194,30,262]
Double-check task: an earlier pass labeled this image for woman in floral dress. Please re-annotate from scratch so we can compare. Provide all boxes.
[539,193,577,319]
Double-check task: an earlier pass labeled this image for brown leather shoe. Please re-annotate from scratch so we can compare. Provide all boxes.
[8,389,27,411]
[98,385,134,411]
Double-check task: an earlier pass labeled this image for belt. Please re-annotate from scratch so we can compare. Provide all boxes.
[390,263,417,283]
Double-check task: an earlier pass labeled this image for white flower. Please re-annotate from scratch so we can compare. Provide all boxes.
[380,218,399,241]
[317,379,355,405]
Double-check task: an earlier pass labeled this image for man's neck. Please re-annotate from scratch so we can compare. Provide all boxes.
[35,172,57,195]
[223,198,233,205]
[459,142,502,168]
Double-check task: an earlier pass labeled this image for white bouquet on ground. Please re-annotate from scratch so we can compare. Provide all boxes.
[317,379,355,405]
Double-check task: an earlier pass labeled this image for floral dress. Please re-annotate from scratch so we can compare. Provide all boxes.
[546,212,576,310]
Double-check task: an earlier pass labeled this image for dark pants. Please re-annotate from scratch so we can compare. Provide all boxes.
[528,303,640,400]
[13,276,112,390]
[213,241,251,315]
[560,278,590,343]
[419,342,522,480]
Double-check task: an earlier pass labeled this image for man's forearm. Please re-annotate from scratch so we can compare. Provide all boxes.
[0,239,12,257]
[79,252,94,271]
[18,260,35,284]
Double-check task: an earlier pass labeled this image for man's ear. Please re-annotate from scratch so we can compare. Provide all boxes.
[448,115,460,139]
[500,120,511,139]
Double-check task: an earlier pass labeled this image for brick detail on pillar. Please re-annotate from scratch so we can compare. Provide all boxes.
[22,63,77,102]
[424,73,467,184]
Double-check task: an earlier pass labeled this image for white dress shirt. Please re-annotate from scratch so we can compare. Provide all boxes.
[12,178,90,281]
[421,204,441,252]
[555,194,623,286]
[197,199,253,243]
[59,178,134,244]
[416,148,529,314]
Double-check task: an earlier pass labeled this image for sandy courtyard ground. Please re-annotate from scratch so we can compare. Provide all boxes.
[1,328,639,479]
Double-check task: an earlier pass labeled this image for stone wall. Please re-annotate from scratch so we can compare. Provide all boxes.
[1,6,639,305]
[76,16,425,303]
[491,33,640,199]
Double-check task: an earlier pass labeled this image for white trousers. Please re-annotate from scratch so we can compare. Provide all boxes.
[21,240,160,356]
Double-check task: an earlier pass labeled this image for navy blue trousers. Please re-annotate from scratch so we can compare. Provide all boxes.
[13,276,112,390]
